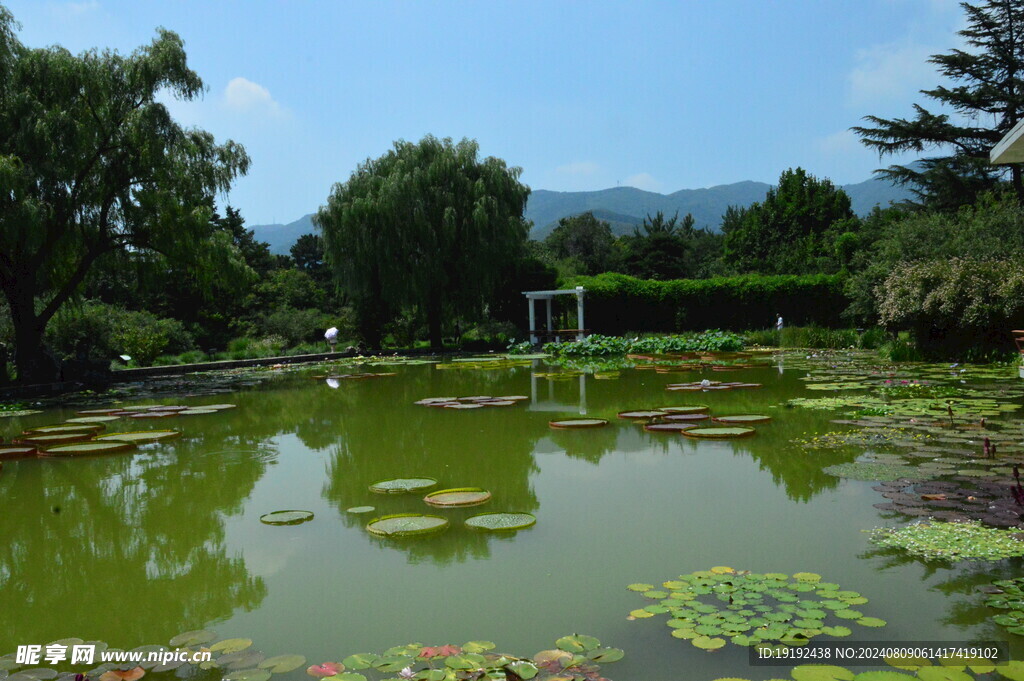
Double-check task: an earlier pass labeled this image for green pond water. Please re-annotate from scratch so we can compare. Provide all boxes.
[2,355,1024,680]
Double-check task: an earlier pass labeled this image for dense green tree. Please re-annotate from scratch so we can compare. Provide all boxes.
[542,212,619,275]
[291,233,327,278]
[844,191,1024,324]
[722,168,857,275]
[853,0,1024,207]
[620,211,694,280]
[0,8,249,381]
[315,136,530,349]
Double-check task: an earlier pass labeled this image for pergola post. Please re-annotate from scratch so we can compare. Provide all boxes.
[528,297,536,344]
[575,286,585,341]
[545,298,553,332]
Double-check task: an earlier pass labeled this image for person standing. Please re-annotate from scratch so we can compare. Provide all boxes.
[324,326,338,352]
[776,314,784,332]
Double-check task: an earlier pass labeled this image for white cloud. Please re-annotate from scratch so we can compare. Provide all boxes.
[847,41,936,107]
[622,172,661,192]
[223,77,286,118]
[48,0,99,18]
[817,129,862,155]
[555,161,601,177]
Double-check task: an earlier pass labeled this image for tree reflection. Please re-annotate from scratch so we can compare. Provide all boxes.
[0,432,269,651]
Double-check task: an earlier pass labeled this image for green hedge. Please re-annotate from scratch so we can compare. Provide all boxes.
[565,273,850,334]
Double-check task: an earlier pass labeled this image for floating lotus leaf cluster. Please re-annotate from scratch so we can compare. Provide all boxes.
[304,634,621,681]
[872,478,1024,528]
[626,567,884,651]
[982,577,1024,636]
[610,405,769,439]
[869,520,1024,561]
[717,658,1024,681]
[363,477,534,538]
[436,357,533,371]
[0,632,622,681]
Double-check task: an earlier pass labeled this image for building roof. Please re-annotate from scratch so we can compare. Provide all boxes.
[991,118,1024,164]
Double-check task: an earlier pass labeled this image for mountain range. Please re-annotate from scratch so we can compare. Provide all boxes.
[250,174,912,254]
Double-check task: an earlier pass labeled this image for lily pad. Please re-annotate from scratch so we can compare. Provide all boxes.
[259,510,314,526]
[549,418,609,429]
[682,426,756,439]
[17,433,93,446]
[345,506,375,514]
[222,670,271,681]
[644,422,697,433]
[24,424,103,435]
[465,512,537,531]
[870,520,1024,561]
[424,487,492,507]
[94,430,181,444]
[210,639,254,654]
[713,415,773,424]
[366,513,449,537]
[65,415,121,423]
[369,477,438,494]
[0,445,38,459]
[169,630,217,647]
[41,441,137,457]
[658,405,710,414]
[258,656,307,674]
[618,410,668,419]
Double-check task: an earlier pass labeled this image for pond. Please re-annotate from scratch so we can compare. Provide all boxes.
[2,352,1024,681]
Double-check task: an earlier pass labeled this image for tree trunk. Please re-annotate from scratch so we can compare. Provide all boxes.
[7,289,59,384]
[427,301,443,351]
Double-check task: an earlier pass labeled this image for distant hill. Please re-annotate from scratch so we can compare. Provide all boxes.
[250,214,316,255]
[250,174,912,254]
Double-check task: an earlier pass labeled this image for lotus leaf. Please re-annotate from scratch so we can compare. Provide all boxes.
[41,441,136,457]
[210,639,254,654]
[94,430,180,444]
[682,426,756,439]
[870,520,1024,561]
[340,655,377,670]
[258,656,306,673]
[345,506,375,514]
[714,415,773,424]
[168,630,217,647]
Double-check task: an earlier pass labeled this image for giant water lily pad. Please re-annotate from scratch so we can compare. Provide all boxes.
[65,415,121,423]
[366,513,449,537]
[465,512,536,531]
[627,568,883,650]
[41,441,137,457]
[664,413,711,422]
[95,430,181,444]
[259,510,314,526]
[682,426,756,439]
[618,410,668,419]
[0,445,37,459]
[658,405,710,414]
[549,418,608,429]
[25,423,104,435]
[424,487,492,507]
[713,415,772,424]
[17,432,93,446]
[369,477,438,494]
[644,422,697,433]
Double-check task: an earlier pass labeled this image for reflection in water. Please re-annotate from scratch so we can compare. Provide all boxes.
[318,368,542,566]
[0,432,270,650]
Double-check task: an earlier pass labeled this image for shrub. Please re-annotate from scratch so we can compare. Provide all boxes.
[876,257,1024,359]
[47,301,194,364]
[543,331,745,357]
[565,272,849,335]
[262,307,334,346]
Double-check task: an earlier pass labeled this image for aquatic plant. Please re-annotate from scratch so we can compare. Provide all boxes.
[983,577,1024,636]
[869,520,1024,561]
[627,567,884,650]
[716,658,1020,681]
[0,632,622,681]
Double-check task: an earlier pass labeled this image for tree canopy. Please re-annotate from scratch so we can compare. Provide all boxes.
[722,168,857,275]
[543,212,619,275]
[314,135,531,348]
[853,0,1024,207]
[0,7,249,381]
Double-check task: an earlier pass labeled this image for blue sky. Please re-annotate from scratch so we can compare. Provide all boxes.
[5,0,964,225]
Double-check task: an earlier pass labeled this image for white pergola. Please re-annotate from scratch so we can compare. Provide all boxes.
[522,286,586,344]
[991,118,1024,164]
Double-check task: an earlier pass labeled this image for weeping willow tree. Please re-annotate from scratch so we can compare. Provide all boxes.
[0,7,250,382]
[315,136,531,349]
